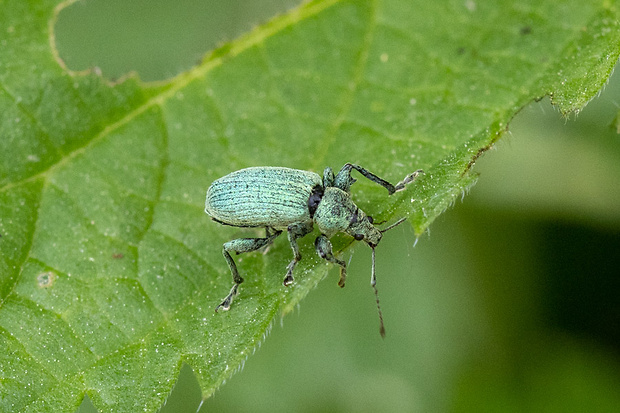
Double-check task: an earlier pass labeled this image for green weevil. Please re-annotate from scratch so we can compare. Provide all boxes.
[205,163,423,336]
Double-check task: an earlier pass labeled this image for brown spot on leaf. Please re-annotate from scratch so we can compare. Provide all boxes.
[37,271,57,288]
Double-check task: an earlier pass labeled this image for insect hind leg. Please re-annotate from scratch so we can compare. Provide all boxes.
[215,228,282,312]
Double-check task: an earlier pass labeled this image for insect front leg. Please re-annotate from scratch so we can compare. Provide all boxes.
[393,169,424,192]
[283,221,314,286]
[334,163,424,194]
[314,234,347,288]
[334,163,396,194]
[215,227,282,312]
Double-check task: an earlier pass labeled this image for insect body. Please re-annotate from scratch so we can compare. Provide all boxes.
[205,163,423,336]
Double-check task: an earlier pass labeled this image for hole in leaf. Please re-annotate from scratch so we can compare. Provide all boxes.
[54,0,302,82]
[75,394,97,413]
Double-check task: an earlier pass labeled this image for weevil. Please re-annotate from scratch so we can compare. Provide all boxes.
[205,163,423,336]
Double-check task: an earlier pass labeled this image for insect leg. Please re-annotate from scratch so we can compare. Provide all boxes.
[314,234,347,287]
[322,166,335,187]
[215,228,282,312]
[393,169,424,192]
[283,221,314,286]
[334,163,424,194]
[334,163,396,194]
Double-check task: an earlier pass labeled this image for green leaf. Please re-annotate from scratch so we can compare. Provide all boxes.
[1,0,619,412]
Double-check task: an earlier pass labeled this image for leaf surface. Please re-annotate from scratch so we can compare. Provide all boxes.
[1,0,619,411]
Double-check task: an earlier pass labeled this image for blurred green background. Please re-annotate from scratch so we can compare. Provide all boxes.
[55,1,620,412]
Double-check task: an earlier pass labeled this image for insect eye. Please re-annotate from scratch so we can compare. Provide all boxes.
[354,234,364,241]
[367,216,374,224]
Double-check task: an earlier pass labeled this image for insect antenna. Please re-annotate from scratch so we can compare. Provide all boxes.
[371,247,386,338]
[371,216,408,337]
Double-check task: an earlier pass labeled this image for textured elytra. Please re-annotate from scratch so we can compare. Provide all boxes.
[205,167,322,228]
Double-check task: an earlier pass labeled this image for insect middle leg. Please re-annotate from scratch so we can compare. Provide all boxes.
[215,227,282,312]
[314,234,347,288]
[283,221,314,286]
